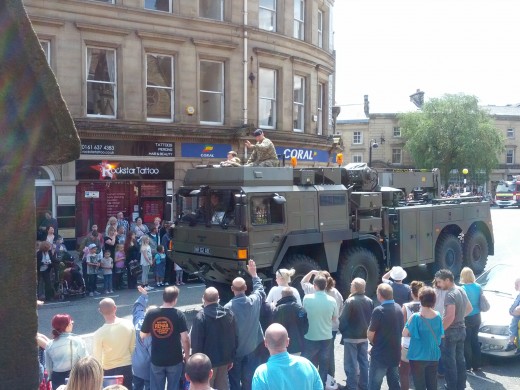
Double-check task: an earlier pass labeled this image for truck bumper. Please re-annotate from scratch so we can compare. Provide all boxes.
[174,252,246,284]
[495,200,517,207]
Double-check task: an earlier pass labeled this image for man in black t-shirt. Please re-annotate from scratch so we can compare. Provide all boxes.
[141,286,190,390]
[367,283,404,390]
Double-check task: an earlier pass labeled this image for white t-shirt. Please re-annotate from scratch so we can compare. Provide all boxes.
[266,285,302,306]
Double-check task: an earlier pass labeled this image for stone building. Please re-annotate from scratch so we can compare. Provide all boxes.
[25,0,337,247]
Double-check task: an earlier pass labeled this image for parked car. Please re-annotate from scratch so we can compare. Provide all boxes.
[477,263,520,357]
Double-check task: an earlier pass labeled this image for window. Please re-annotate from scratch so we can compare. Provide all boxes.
[506,149,514,164]
[507,128,515,138]
[393,126,401,137]
[145,0,171,12]
[259,0,276,32]
[353,131,362,144]
[317,83,324,135]
[146,54,174,122]
[40,40,50,64]
[86,47,116,118]
[259,68,276,129]
[352,154,363,163]
[317,10,323,48]
[319,194,346,206]
[293,75,305,132]
[251,196,284,225]
[392,148,402,164]
[200,0,223,20]
[91,0,114,3]
[200,60,224,124]
[294,0,305,40]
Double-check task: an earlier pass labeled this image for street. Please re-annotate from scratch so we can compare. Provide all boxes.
[37,207,520,389]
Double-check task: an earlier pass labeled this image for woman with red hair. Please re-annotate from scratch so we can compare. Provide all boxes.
[45,314,88,389]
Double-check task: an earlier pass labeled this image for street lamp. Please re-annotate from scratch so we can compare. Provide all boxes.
[368,139,379,167]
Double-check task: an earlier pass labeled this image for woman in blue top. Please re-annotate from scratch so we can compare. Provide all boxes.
[460,267,482,371]
[403,286,444,390]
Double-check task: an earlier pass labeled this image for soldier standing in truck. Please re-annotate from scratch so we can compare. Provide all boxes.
[245,129,279,167]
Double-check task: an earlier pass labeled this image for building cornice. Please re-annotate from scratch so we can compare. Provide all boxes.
[136,31,187,44]
[191,38,238,50]
[75,22,131,36]
[29,16,65,28]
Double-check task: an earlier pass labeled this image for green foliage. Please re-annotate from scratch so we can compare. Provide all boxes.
[398,94,504,187]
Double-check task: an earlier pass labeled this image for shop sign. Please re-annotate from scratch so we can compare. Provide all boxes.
[76,160,174,180]
[81,140,174,157]
[275,147,330,163]
[181,143,231,159]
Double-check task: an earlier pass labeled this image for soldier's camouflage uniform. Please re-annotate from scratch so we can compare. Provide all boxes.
[246,137,279,167]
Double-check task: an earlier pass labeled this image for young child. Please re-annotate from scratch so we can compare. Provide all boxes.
[101,250,114,294]
[154,245,166,287]
[114,244,126,290]
[86,244,101,297]
[175,261,184,286]
[505,277,520,352]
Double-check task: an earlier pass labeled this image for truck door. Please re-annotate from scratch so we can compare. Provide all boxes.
[417,209,433,263]
[399,208,417,267]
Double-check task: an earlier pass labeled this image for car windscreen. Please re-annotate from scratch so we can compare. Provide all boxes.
[177,189,237,226]
[496,183,514,193]
[476,265,518,296]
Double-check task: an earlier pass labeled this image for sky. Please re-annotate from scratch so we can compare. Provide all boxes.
[333,0,520,119]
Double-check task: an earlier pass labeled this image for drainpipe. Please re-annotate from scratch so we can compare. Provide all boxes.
[243,0,248,126]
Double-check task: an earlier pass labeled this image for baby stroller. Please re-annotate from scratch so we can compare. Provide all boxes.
[56,252,86,300]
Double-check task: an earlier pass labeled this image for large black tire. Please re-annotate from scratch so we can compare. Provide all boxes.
[281,254,320,300]
[463,230,488,275]
[428,233,463,277]
[337,247,379,298]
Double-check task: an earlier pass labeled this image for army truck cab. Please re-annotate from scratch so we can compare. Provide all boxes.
[173,164,494,297]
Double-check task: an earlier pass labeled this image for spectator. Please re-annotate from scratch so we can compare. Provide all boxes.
[105,216,118,237]
[224,259,266,390]
[139,236,154,290]
[114,244,126,290]
[185,353,217,390]
[80,225,104,280]
[367,283,403,390]
[191,286,237,390]
[160,224,173,284]
[154,245,166,287]
[140,286,190,390]
[37,241,57,301]
[124,232,140,290]
[266,268,301,307]
[402,286,444,390]
[504,277,520,353]
[45,314,88,389]
[382,266,411,306]
[338,277,374,390]
[435,269,472,390]
[116,212,130,235]
[104,226,117,261]
[147,226,160,256]
[175,261,184,286]
[116,226,126,245]
[301,273,338,388]
[459,267,483,371]
[159,220,171,240]
[56,356,103,390]
[400,281,424,390]
[132,286,153,390]
[252,323,322,390]
[132,217,149,240]
[45,226,56,245]
[39,210,58,239]
[86,243,102,297]
[272,287,308,355]
[101,250,114,294]
[93,298,136,389]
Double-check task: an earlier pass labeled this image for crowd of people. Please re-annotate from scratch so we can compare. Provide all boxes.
[36,260,520,390]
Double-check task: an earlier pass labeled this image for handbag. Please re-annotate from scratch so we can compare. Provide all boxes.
[129,260,143,278]
[480,289,491,312]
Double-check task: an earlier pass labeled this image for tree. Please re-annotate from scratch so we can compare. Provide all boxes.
[398,94,504,189]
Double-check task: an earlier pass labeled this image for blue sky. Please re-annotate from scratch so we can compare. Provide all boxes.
[334,0,520,119]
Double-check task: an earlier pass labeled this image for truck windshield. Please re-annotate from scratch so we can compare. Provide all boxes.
[496,183,514,193]
[177,189,237,227]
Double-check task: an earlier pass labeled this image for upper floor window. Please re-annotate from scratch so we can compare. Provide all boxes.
[294,0,305,40]
[317,83,324,135]
[392,148,402,164]
[393,126,401,137]
[353,131,362,144]
[293,75,305,132]
[145,0,171,12]
[200,0,223,21]
[200,60,224,124]
[507,128,515,138]
[259,0,276,32]
[317,10,323,48]
[352,154,362,163]
[86,47,116,118]
[40,40,50,65]
[506,149,514,164]
[146,53,174,122]
[259,68,276,129]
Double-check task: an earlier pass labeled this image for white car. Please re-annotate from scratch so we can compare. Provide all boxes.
[477,264,520,357]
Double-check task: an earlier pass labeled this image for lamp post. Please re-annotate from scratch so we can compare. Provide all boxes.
[368,139,379,167]
[462,168,469,193]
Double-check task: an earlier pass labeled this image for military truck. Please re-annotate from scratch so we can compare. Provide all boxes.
[172,163,494,297]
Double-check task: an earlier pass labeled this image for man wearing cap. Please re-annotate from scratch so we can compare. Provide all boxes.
[221,151,242,167]
[245,129,278,167]
[382,266,411,306]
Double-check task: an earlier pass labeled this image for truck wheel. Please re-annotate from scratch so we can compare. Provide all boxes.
[337,248,379,298]
[463,230,488,274]
[282,254,320,300]
[429,233,463,276]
